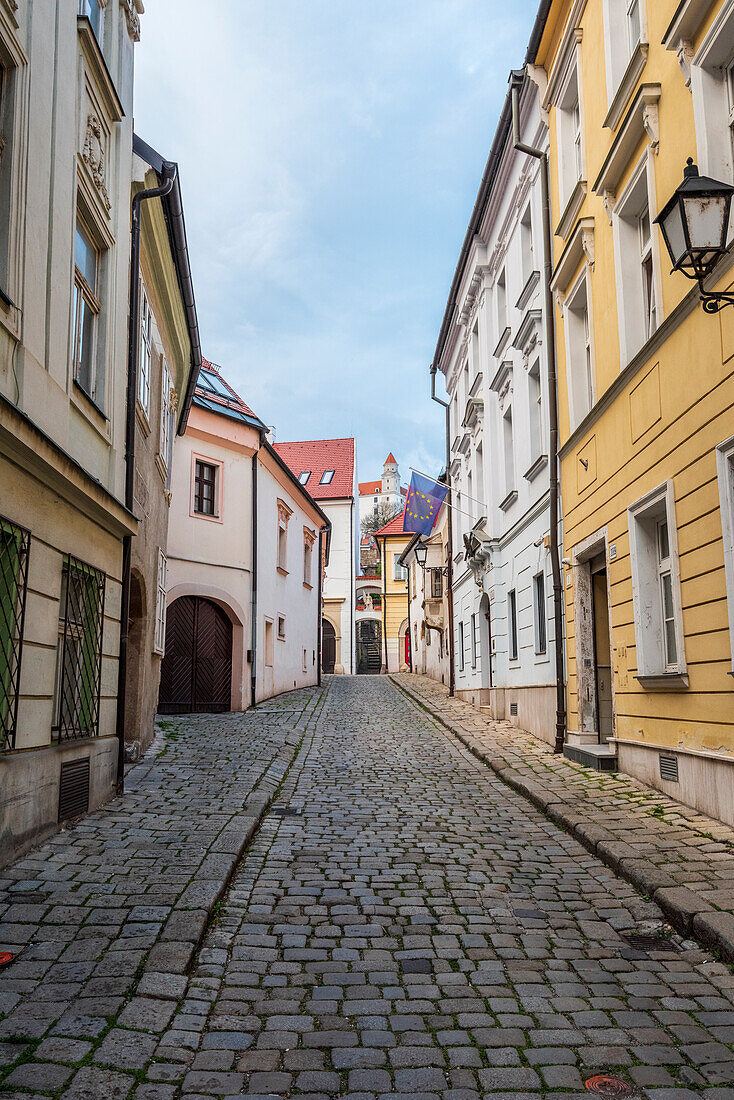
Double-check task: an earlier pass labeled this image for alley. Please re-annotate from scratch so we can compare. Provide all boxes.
[2,677,734,1098]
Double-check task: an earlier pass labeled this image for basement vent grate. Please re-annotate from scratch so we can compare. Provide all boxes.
[509,702,518,716]
[659,753,679,782]
[58,757,90,823]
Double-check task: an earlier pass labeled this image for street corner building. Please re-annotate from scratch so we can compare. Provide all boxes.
[530,0,734,818]
[161,363,331,713]
[0,1,147,865]
[371,509,412,673]
[274,437,358,677]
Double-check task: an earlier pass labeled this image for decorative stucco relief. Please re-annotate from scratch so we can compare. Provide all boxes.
[121,0,141,41]
[82,114,111,210]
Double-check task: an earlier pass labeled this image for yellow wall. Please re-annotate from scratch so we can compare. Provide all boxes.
[539,0,734,755]
[377,533,410,656]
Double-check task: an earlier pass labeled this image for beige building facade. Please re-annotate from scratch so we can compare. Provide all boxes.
[0,0,142,866]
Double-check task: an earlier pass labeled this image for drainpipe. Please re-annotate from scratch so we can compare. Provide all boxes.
[510,70,566,754]
[430,368,456,697]
[115,163,176,793]
[250,451,259,707]
[406,566,413,673]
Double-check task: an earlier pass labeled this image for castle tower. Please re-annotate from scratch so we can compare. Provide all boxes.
[382,453,399,496]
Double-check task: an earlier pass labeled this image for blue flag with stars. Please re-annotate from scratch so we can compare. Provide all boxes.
[404,472,448,536]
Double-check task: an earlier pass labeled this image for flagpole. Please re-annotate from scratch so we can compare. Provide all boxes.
[410,466,489,513]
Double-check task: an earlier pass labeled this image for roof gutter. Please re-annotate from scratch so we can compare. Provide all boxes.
[132,135,202,435]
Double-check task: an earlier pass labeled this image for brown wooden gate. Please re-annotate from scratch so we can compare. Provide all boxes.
[159,596,232,714]
[321,619,336,674]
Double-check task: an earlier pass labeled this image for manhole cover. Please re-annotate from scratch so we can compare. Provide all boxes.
[585,1075,634,1096]
[620,931,678,953]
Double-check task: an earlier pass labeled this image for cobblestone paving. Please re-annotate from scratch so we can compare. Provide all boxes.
[6,677,729,1098]
[392,674,734,963]
[0,686,324,1096]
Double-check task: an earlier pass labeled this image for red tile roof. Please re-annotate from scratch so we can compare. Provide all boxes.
[385,452,397,464]
[274,438,356,500]
[358,480,381,495]
[194,359,262,424]
[372,508,406,538]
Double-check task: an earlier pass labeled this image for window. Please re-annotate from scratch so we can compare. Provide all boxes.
[626,0,641,57]
[528,361,543,461]
[264,619,274,667]
[628,481,686,682]
[471,613,478,668]
[299,471,311,485]
[159,358,173,472]
[72,218,103,407]
[508,589,518,661]
[302,648,308,672]
[0,58,18,297]
[393,554,408,582]
[277,615,286,641]
[564,274,595,430]
[277,503,292,572]
[154,549,167,656]
[603,0,646,97]
[458,621,465,671]
[521,204,534,282]
[303,535,313,586]
[320,470,335,485]
[689,9,734,188]
[194,460,218,516]
[0,516,30,752]
[79,0,104,43]
[53,556,105,742]
[614,165,659,363]
[138,281,152,417]
[431,568,443,599]
[497,269,507,335]
[717,437,734,669]
[534,572,547,655]
[557,66,583,211]
[503,407,515,496]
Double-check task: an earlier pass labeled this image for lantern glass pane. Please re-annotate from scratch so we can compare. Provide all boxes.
[661,200,687,267]
[682,192,729,251]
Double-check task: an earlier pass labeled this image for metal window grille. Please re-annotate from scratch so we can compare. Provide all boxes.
[52,556,105,742]
[0,516,30,752]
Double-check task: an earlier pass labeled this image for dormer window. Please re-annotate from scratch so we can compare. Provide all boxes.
[298,471,311,485]
[320,470,335,485]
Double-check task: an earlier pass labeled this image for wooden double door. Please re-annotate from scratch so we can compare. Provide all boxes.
[159,596,232,714]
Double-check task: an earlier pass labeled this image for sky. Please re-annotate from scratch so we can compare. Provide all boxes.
[134,1,538,485]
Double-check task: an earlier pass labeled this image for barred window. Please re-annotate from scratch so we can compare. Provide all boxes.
[52,556,105,742]
[0,516,30,751]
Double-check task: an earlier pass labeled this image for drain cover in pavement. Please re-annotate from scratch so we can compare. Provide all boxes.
[270,806,303,817]
[585,1075,634,1096]
[619,930,679,953]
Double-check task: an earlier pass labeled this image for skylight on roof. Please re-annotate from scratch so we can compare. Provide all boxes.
[299,471,311,484]
[206,373,234,399]
[197,371,216,393]
[320,470,335,484]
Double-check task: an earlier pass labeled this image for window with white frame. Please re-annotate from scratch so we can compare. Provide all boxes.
[534,571,547,655]
[603,0,646,98]
[278,521,288,570]
[613,163,660,364]
[138,281,152,417]
[690,7,734,197]
[556,64,584,212]
[393,554,407,582]
[431,568,443,599]
[528,360,543,460]
[628,481,686,681]
[716,436,734,670]
[564,273,595,430]
[503,407,515,496]
[497,269,507,335]
[303,534,313,586]
[72,216,104,408]
[159,358,173,472]
[521,204,534,283]
[508,589,518,661]
[79,0,104,44]
[154,549,167,655]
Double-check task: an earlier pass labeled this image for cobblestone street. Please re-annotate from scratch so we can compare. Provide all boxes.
[2,677,734,1098]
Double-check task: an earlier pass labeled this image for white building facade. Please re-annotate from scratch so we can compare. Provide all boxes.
[435,79,560,746]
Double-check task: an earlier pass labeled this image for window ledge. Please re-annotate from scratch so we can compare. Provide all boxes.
[636,671,689,690]
[493,326,512,359]
[592,83,661,199]
[277,566,289,577]
[136,402,151,438]
[499,490,518,512]
[303,581,313,590]
[73,379,108,423]
[516,270,540,312]
[604,42,649,131]
[524,454,548,482]
[551,217,594,297]
[555,180,587,241]
[155,453,168,485]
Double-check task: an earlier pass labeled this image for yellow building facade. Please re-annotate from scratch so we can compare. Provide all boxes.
[373,511,411,674]
[532,0,734,821]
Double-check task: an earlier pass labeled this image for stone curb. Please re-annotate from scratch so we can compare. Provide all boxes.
[390,674,734,964]
[140,724,306,988]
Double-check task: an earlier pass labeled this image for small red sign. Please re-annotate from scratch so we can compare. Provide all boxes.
[0,952,16,969]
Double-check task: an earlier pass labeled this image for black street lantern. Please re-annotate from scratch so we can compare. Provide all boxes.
[654,158,734,313]
[414,540,428,569]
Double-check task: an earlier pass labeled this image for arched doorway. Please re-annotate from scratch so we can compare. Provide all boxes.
[322,619,336,674]
[159,596,232,714]
[357,618,382,674]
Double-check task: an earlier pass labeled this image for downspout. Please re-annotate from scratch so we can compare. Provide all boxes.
[430,369,456,697]
[510,70,566,753]
[115,163,176,793]
[406,564,413,673]
[250,450,259,707]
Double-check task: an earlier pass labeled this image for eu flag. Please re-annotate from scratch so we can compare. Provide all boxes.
[404,472,448,536]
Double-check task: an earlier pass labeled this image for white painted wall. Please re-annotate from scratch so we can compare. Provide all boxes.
[320,497,358,674]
